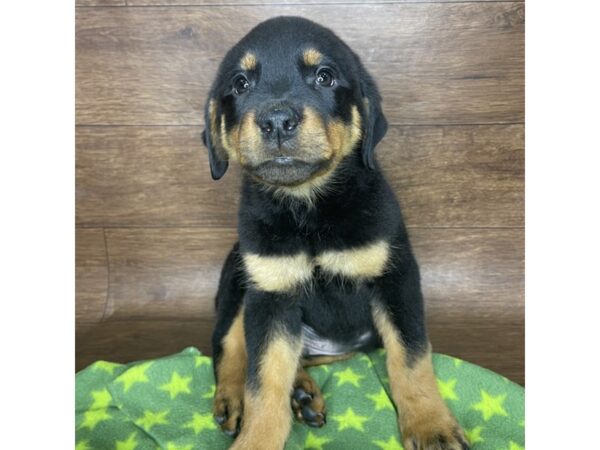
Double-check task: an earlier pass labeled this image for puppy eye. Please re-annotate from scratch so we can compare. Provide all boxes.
[315,68,335,87]
[233,75,250,95]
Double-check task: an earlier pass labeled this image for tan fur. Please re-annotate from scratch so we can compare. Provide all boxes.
[316,240,390,279]
[275,105,362,202]
[208,99,230,163]
[238,111,261,165]
[230,335,302,450]
[240,52,257,71]
[242,252,312,293]
[220,113,241,162]
[371,304,468,448]
[303,48,323,66]
[213,308,247,433]
[301,352,356,367]
[292,366,326,424]
[217,104,362,204]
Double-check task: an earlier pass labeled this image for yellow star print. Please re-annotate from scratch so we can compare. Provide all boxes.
[75,440,91,450]
[507,442,524,450]
[195,355,211,368]
[472,390,509,421]
[137,410,169,431]
[166,443,193,450]
[201,384,216,399]
[333,367,365,388]
[436,378,459,401]
[305,431,332,450]
[183,412,217,434]
[116,362,152,392]
[330,407,369,432]
[93,360,121,375]
[160,372,192,399]
[366,388,394,411]
[317,364,331,373]
[90,388,112,409]
[465,426,484,444]
[116,432,138,450]
[79,408,111,430]
[359,355,373,368]
[373,435,403,450]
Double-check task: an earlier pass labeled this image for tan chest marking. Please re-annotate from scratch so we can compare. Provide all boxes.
[316,240,390,279]
[243,252,312,293]
[243,240,390,293]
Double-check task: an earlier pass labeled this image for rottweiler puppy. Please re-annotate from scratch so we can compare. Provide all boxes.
[202,16,470,450]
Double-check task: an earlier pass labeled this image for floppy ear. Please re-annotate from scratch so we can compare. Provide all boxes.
[202,98,229,180]
[359,73,388,170]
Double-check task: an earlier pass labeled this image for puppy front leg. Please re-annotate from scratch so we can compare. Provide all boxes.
[230,289,303,450]
[372,257,469,450]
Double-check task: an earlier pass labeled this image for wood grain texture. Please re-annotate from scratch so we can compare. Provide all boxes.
[76,2,524,125]
[76,124,523,228]
[74,226,523,382]
[429,319,523,385]
[76,126,242,227]
[75,317,523,384]
[76,318,215,371]
[104,227,238,319]
[411,228,524,320]
[383,124,524,227]
[77,0,125,6]
[76,228,109,328]
[124,0,522,5]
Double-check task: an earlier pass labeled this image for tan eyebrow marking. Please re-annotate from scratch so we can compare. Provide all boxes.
[240,52,257,71]
[303,48,323,66]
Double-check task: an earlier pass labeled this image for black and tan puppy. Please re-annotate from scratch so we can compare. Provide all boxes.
[203,16,469,450]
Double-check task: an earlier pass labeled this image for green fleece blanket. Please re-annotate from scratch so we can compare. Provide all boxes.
[75,347,524,449]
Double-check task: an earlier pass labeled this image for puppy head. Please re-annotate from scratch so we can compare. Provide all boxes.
[202,16,387,188]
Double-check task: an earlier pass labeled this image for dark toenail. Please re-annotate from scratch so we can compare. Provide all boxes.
[224,428,237,437]
[293,388,313,405]
[215,415,226,425]
[302,405,323,422]
[306,412,325,428]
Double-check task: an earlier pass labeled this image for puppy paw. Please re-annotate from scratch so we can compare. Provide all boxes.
[401,420,469,450]
[213,383,244,437]
[291,369,326,427]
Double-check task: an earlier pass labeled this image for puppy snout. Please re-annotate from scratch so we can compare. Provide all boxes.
[257,106,300,143]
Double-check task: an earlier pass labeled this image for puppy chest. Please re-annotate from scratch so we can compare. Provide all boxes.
[242,240,391,293]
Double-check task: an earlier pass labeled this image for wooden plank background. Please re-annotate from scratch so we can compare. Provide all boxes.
[75,1,525,384]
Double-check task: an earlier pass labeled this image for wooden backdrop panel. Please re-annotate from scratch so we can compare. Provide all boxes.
[76,228,108,330]
[104,227,237,319]
[95,227,523,321]
[76,318,215,371]
[76,126,241,227]
[74,226,524,383]
[75,1,525,384]
[127,0,523,6]
[76,0,523,6]
[383,124,524,227]
[76,124,523,228]
[76,3,524,125]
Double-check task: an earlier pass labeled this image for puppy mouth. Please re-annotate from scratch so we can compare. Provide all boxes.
[250,156,329,186]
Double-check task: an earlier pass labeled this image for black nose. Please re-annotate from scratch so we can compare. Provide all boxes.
[257,106,300,143]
